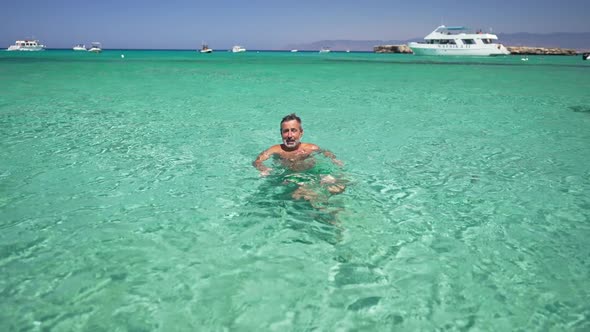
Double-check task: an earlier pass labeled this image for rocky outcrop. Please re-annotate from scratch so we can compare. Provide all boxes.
[372,44,579,55]
[373,45,413,54]
[506,46,577,55]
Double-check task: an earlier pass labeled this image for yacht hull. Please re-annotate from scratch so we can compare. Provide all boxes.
[408,43,509,56]
[7,46,44,51]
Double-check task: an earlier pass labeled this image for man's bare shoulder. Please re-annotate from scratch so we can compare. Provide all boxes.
[258,145,283,157]
[301,143,321,151]
[267,144,284,153]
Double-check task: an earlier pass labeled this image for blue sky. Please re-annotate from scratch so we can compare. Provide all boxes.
[1,0,588,49]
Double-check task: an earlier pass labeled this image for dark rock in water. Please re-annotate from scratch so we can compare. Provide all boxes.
[374,45,413,54]
[506,46,577,55]
[347,296,382,311]
[569,105,590,113]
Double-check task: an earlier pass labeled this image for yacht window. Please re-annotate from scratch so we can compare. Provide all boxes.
[462,39,475,45]
[482,39,492,44]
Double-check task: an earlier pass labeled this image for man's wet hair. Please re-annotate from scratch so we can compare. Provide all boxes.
[280,113,302,129]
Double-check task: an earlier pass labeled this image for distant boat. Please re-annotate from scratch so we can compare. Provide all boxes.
[88,42,102,53]
[346,49,351,53]
[200,43,213,53]
[232,45,246,53]
[73,44,86,51]
[290,49,298,53]
[583,52,589,61]
[408,25,510,56]
[319,47,331,53]
[7,39,45,51]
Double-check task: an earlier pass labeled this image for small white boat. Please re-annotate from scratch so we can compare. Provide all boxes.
[88,42,102,53]
[200,43,213,53]
[232,45,246,53]
[319,47,331,53]
[583,53,590,61]
[408,25,510,56]
[73,44,86,51]
[290,49,298,53]
[7,39,45,51]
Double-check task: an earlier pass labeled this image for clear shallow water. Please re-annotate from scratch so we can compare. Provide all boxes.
[1,50,589,331]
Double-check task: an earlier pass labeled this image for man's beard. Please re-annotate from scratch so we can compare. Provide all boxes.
[283,138,300,148]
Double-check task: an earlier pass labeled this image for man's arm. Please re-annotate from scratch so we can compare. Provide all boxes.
[321,149,344,167]
[253,148,275,176]
[306,144,343,167]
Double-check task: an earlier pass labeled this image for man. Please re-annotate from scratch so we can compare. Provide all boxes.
[253,113,345,200]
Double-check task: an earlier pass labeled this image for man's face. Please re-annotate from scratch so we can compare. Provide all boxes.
[281,120,303,148]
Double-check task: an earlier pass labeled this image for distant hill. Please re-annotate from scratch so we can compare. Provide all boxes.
[283,39,420,52]
[285,32,590,52]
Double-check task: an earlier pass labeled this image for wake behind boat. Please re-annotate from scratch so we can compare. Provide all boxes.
[7,39,45,51]
[408,25,510,56]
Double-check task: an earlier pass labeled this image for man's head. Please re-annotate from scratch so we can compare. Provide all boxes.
[280,113,303,149]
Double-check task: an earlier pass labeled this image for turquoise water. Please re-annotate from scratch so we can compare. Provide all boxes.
[1,50,589,331]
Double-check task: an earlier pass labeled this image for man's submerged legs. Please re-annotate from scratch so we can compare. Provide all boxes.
[292,185,321,202]
[320,174,346,195]
[291,174,346,203]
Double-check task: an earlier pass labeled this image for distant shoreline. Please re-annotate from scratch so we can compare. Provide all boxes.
[6,48,376,53]
[4,48,586,55]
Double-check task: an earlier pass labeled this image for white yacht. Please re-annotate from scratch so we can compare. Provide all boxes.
[408,25,510,56]
[583,53,589,61]
[73,44,87,51]
[200,43,213,53]
[7,40,45,51]
[319,47,331,53]
[88,42,102,53]
[291,49,298,53]
[232,45,246,53]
